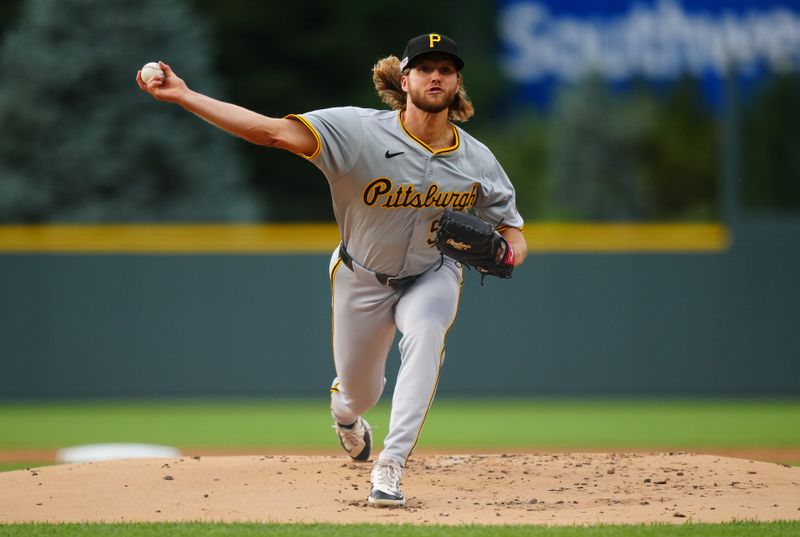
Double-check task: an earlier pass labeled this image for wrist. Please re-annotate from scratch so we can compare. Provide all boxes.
[176,88,195,109]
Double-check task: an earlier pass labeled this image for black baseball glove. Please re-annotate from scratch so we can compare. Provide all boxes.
[434,209,515,284]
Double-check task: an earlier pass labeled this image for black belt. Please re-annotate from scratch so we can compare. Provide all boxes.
[338,244,421,292]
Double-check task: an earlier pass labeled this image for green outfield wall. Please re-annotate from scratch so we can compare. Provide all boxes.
[0,218,798,398]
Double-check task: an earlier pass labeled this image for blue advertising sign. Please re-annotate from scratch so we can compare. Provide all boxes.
[499,0,800,104]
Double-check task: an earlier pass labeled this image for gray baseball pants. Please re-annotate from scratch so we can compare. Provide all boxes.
[328,247,462,467]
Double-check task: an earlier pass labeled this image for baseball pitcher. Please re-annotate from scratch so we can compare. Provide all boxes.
[137,32,528,507]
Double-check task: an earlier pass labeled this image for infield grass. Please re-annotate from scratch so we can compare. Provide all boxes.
[0,398,798,452]
[0,521,799,536]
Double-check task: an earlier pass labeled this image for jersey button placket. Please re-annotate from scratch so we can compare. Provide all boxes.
[425,156,434,181]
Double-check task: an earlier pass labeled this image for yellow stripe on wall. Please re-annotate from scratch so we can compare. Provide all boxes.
[0,223,730,253]
[523,223,731,252]
[0,224,342,253]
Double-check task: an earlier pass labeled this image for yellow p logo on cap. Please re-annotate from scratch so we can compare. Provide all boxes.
[428,34,441,48]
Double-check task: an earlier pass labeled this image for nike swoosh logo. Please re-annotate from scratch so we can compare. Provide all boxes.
[385,150,405,159]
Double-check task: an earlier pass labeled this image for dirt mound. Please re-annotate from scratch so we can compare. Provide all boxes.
[1,453,798,525]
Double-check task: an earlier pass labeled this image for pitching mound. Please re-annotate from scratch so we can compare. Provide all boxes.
[1,453,798,525]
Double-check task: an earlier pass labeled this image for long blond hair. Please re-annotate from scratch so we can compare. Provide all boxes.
[372,55,474,122]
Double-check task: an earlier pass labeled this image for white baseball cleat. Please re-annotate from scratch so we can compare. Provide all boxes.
[334,416,372,461]
[368,458,406,507]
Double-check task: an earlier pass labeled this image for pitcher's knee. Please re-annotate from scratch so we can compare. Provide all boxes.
[332,385,382,418]
[348,397,380,418]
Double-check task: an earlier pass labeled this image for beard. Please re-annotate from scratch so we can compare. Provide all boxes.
[408,85,457,114]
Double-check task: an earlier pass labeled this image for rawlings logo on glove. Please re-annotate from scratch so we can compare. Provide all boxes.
[446,238,472,251]
[434,209,514,284]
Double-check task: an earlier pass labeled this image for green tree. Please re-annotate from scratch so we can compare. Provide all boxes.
[546,75,719,221]
[548,75,656,220]
[0,0,259,222]
[0,0,23,41]
[645,76,719,220]
[742,74,800,211]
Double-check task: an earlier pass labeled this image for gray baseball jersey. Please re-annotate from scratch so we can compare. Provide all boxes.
[289,106,524,276]
[289,106,524,468]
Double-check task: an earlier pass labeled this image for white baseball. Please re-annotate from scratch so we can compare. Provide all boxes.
[140,62,164,83]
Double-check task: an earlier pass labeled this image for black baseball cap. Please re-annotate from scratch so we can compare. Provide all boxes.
[400,33,464,71]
